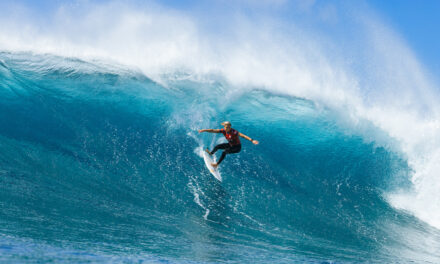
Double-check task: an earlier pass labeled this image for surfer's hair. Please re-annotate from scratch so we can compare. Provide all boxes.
[221,121,231,126]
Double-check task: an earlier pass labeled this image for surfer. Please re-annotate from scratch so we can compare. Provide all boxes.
[198,121,259,168]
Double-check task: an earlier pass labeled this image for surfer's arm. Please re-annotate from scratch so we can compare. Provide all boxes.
[239,133,259,145]
[198,129,221,133]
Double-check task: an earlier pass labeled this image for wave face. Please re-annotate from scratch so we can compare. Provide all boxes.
[1,52,440,263]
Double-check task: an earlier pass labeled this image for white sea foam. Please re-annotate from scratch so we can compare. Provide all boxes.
[1,0,439,228]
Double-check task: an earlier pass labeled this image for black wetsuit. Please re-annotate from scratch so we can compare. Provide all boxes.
[210,128,242,165]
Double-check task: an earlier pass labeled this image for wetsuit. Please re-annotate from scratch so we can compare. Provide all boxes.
[210,128,242,165]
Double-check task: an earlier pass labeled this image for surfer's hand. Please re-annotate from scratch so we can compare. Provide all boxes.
[198,129,204,133]
[252,140,259,145]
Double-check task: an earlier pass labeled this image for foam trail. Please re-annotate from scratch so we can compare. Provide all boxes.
[188,180,210,220]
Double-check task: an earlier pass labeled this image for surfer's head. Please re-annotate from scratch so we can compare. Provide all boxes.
[221,121,231,132]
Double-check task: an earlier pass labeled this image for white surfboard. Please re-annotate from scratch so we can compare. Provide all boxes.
[202,151,222,181]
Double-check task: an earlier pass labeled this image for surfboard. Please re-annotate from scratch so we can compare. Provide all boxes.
[203,151,222,181]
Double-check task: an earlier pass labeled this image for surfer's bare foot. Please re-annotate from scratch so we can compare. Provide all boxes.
[211,163,218,168]
[205,148,212,155]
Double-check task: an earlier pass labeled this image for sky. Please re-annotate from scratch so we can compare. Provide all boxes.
[4,0,439,79]
[367,0,440,79]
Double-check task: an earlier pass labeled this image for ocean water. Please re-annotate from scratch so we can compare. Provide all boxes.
[1,51,440,263]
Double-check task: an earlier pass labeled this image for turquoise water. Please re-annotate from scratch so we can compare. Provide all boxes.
[1,52,440,263]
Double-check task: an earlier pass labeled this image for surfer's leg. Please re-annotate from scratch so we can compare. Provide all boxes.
[226,144,241,154]
[217,151,227,165]
[211,143,229,154]
[217,145,241,165]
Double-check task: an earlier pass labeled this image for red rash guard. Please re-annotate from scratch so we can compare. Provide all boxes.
[220,128,241,146]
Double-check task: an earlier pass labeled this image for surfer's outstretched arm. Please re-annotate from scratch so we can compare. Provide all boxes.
[198,129,221,133]
[239,132,259,145]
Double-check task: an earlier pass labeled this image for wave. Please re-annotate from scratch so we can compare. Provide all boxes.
[0,1,440,262]
[1,52,440,263]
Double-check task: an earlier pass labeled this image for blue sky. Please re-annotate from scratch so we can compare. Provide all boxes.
[367,0,440,78]
[2,0,440,78]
